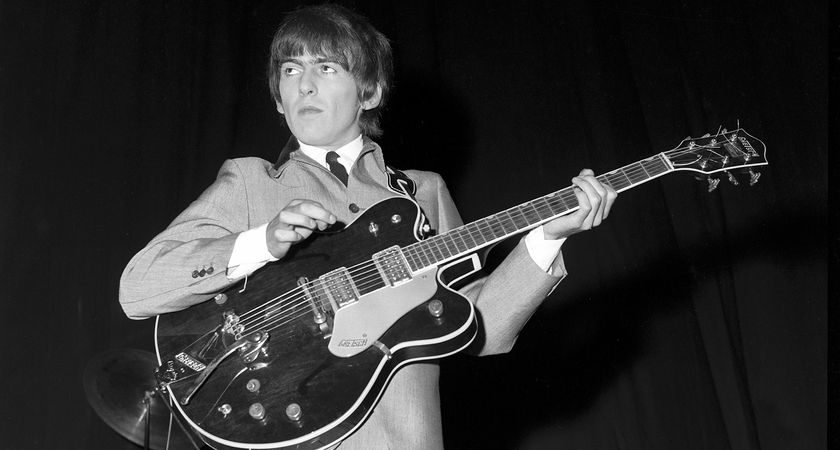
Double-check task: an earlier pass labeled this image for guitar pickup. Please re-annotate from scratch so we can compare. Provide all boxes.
[320,268,359,308]
[373,246,412,286]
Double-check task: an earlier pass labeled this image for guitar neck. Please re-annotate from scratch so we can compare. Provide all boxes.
[401,153,673,271]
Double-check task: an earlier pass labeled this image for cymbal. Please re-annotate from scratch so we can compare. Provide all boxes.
[83,348,196,450]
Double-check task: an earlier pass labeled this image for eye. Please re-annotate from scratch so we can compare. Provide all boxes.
[320,64,338,74]
[281,66,301,76]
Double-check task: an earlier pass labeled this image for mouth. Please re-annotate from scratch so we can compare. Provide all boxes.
[298,106,323,115]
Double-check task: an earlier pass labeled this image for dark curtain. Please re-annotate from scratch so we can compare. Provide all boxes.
[0,1,826,449]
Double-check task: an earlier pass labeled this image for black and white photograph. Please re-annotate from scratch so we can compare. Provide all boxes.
[0,1,829,449]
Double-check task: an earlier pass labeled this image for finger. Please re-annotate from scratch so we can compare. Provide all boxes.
[579,173,608,224]
[314,219,333,231]
[272,228,303,243]
[603,185,618,218]
[278,210,319,231]
[572,177,599,228]
[294,202,337,226]
[571,181,593,230]
[293,225,314,240]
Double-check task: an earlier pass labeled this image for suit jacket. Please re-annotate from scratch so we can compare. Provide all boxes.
[120,138,565,449]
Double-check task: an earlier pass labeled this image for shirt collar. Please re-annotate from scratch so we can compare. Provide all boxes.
[297,134,364,170]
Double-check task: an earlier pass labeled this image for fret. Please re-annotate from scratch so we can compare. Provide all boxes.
[417,242,432,267]
[531,196,548,219]
[407,248,421,272]
[432,236,450,260]
[424,239,437,262]
[487,215,506,239]
[451,227,470,252]
[462,225,479,248]
[619,167,634,187]
[510,206,531,229]
[476,218,495,243]
[440,234,457,256]
[500,211,518,234]
[466,222,485,246]
[535,198,554,220]
[557,189,577,213]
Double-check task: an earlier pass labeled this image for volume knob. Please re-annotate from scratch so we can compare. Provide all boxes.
[286,403,302,421]
[249,403,266,420]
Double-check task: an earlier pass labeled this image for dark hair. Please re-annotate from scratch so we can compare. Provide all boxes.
[268,4,393,137]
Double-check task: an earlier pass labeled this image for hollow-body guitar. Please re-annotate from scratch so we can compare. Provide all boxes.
[154,128,767,449]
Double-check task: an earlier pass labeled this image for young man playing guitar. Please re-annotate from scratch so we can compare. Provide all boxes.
[120,4,617,449]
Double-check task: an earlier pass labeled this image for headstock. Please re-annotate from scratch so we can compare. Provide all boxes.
[664,128,768,191]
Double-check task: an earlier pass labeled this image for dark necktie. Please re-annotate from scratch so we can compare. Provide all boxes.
[326,151,349,186]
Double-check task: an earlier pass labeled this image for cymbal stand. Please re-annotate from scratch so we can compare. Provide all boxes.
[143,386,205,450]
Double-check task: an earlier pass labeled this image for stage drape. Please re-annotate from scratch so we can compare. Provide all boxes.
[0,1,826,449]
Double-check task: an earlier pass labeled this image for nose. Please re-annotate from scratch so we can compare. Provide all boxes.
[298,69,316,96]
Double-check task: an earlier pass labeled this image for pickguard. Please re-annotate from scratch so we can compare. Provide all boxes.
[328,267,439,357]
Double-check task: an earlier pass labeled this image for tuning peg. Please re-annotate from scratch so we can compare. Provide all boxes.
[707,177,720,192]
[748,169,761,186]
[726,171,739,186]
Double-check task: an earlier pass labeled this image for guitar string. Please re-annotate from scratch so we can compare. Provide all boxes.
[250,148,744,341]
[236,184,593,329]
[238,152,690,327]
[235,158,672,331]
[236,185,622,333]
[191,147,743,356]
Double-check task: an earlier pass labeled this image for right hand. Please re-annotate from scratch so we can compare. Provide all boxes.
[266,200,336,259]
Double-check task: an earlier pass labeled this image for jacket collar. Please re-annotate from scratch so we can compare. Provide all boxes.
[269,135,387,178]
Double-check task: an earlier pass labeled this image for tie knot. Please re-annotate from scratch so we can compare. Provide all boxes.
[326,151,340,164]
[325,151,349,187]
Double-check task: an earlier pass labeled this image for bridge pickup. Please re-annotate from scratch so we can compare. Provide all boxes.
[372,246,412,286]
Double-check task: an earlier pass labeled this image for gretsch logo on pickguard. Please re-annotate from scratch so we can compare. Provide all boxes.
[337,338,368,348]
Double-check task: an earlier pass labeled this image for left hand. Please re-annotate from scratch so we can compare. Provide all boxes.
[542,169,617,240]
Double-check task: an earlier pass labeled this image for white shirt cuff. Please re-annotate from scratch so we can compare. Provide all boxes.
[524,226,566,274]
[227,223,279,280]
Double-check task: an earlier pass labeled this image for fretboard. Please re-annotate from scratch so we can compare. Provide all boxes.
[401,153,672,272]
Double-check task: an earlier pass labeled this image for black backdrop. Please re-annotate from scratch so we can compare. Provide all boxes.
[0,1,827,449]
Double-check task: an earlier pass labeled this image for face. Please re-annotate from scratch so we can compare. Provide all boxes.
[276,53,380,150]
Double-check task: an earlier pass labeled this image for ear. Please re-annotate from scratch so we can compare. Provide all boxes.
[361,84,383,111]
[275,100,285,115]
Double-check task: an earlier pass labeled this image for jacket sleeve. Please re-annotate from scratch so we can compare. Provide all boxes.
[424,172,565,356]
[119,160,252,319]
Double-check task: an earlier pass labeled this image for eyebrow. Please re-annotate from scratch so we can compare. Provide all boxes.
[279,56,340,65]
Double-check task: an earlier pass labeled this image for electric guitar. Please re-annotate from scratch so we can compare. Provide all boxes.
[154,128,767,449]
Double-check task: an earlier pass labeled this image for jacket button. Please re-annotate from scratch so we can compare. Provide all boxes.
[349,203,360,213]
[191,270,199,278]
[206,266,214,274]
[199,268,207,277]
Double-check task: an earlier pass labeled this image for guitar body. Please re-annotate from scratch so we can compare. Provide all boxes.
[155,197,477,450]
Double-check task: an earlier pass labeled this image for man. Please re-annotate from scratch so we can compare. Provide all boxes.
[120,4,616,449]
